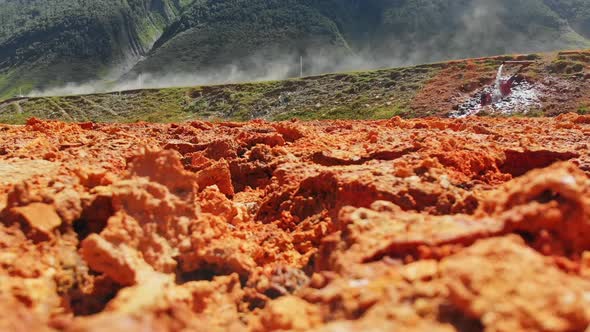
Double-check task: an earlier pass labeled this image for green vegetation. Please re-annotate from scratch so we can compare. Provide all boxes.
[548,51,590,74]
[0,63,437,124]
[133,0,590,77]
[0,87,190,124]
[0,0,182,99]
[578,105,590,115]
[549,60,585,74]
[544,0,590,38]
[2,0,590,98]
[0,50,588,123]
[132,0,350,75]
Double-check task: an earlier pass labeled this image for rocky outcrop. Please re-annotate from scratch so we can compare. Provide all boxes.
[0,116,589,331]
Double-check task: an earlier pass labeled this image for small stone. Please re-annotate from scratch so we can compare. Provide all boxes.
[10,203,62,241]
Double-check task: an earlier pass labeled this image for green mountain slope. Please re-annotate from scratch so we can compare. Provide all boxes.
[370,0,590,60]
[544,0,590,38]
[132,0,590,77]
[2,0,590,99]
[129,0,351,77]
[0,0,181,98]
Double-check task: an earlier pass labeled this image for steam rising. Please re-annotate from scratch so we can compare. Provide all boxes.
[29,51,406,97]
[28,0,589,97]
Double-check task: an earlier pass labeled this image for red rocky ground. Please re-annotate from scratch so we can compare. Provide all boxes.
[1,115,590,331]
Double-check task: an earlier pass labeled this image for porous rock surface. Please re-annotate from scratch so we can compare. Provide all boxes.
[1,115,590,331]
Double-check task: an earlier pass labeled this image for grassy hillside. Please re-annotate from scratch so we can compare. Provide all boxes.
[0,66,434,124]
[544,0,590,38]
[2,50,589,124]
[2,0,590,98]
[131,0,590,77]
[0,0,181,99]
[129,0,351,77]
[373,0,590,59]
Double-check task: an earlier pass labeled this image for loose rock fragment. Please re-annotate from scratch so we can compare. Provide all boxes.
[8,203,62,241]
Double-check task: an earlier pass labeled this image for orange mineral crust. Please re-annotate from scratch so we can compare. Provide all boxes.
[1,115,590,331]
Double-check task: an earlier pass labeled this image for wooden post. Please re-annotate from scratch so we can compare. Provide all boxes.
[300,56,303,78]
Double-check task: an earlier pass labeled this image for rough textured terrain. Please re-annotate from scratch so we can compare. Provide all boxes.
[1,114,590,331]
